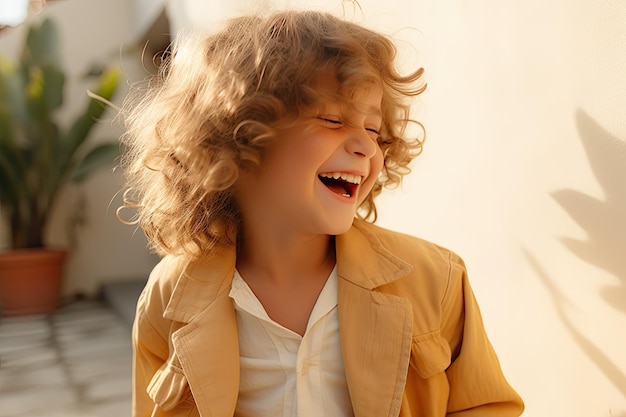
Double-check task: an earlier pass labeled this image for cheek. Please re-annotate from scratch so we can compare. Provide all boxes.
[359,146,385,199]
[371,147,384,177]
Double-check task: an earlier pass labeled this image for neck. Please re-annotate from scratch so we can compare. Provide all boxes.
[236,223,335,285]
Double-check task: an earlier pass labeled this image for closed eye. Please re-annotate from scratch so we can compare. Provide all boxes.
[316,116,380,139]
[364,126,382,141]
[316,116,344,128]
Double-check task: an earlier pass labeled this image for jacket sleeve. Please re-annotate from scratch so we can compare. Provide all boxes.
[132,261,172,417]
[440,253,524,416]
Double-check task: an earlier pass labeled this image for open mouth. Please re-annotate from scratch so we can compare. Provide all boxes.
[318,172,361,198]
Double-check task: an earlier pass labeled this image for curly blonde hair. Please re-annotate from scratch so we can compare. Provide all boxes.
[119,10,426,257]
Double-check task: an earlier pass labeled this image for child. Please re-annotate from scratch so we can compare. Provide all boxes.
[120,9,524,417]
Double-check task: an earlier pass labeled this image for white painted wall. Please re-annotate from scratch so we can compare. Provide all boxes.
[168,0,626,416]
[132,0,167,40]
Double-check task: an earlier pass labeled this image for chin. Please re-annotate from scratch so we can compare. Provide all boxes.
[324,218,355,236]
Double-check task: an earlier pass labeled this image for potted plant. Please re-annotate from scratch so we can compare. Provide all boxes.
[0,18,121,315]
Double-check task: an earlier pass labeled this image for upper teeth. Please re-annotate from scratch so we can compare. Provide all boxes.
[319,172,362,184]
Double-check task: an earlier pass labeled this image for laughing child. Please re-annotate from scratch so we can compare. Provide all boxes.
[120,9,524,417]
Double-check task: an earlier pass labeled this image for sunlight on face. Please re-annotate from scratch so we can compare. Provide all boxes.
[235,68,385,237]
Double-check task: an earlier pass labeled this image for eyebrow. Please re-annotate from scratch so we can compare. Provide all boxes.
[316,92,383,120]
[339,100,382,119]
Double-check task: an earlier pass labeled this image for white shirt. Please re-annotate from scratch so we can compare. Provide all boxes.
[229,267,353,417]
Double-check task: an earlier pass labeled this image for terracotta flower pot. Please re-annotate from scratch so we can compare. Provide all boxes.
[0,248,67,316]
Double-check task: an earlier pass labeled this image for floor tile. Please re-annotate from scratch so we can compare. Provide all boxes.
[0,386,77,417]
[85,374,132,402]
[0,300,132,417]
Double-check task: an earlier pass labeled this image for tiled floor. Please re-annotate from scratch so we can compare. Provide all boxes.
[0,300,132,417]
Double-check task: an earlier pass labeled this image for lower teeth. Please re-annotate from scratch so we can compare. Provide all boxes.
[342,193,350,197]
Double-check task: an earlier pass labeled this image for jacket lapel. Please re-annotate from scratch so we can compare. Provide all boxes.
[164,248,241,417]
[337,221,415,417]
[159,220,416,417]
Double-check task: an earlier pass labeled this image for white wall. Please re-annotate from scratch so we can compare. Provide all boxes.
[168,0,626,416]
[0,0,160,296]
[369,2,626,416]
[132,0,167,41]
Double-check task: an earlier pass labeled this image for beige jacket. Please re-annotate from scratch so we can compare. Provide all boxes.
[132,219,524,417]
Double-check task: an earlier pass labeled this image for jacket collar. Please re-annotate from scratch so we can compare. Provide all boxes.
[164,219,414,322]
[163,246,236,323]
[163,219,414,417]
[336,219,413,288]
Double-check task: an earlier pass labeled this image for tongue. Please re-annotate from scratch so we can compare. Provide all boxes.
[320,176,350,196]
[327,183,348,196]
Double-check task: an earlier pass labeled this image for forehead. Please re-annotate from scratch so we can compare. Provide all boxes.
[308,68,383,117]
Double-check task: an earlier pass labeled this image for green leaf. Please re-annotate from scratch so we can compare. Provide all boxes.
[41,65,64,113]
[25,65,65,125]
[87,67,120,115]
[0,97,26,208]
[72,142,120,183]
[0,88,16,146]
[64,67,120,158]
[0,57,28,125]
[24,19,61,68]
[0,143,21,206]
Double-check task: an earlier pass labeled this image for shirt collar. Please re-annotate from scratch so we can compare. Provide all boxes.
[228,266,338,333]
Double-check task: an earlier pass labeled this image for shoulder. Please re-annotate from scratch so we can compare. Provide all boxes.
[134,255,190,335]
[353,219,466,277]
[136,247,236,324]
[351,220,468,329]
[132,255,189,355]
[141,255,189,308]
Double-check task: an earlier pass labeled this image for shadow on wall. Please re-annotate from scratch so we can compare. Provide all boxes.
[552,109,626,315]
[524,109,626,408]
[524,250,626,404]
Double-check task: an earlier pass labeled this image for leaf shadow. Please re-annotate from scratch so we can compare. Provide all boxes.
[551,109,626,314]
[523,249,626,399]
[529,109,626,400]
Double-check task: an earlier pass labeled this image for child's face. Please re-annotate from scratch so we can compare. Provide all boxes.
[236,69,384,237]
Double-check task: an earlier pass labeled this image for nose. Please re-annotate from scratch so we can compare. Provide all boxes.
[345,127,378,159]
